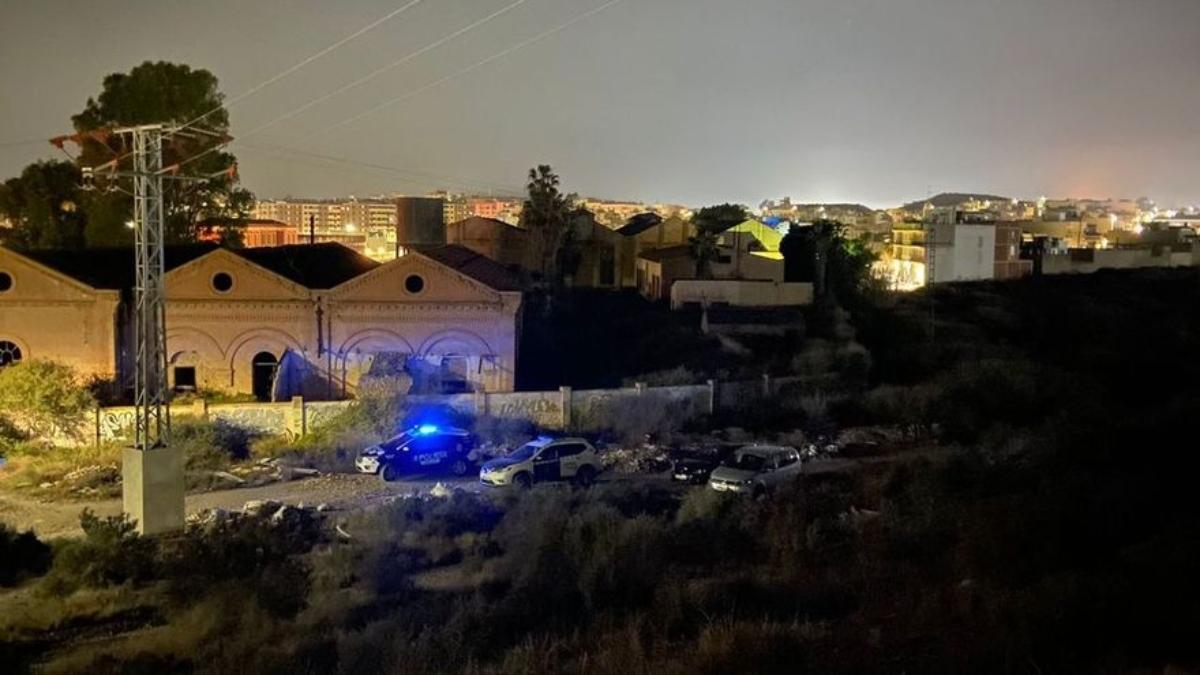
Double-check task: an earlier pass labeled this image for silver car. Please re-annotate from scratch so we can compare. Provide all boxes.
[707,445,804,497]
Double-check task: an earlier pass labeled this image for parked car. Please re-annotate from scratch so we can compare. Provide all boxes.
[672,457,719,485]
[707,445,804,497]
[355,425,477,481]
[479,436,602,489]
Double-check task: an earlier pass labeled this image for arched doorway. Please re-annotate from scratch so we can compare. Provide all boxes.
[251,351,279,401]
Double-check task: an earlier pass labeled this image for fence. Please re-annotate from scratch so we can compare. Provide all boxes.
[67,375,820,446]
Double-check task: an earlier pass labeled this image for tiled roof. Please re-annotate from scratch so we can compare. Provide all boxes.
[411,244,524,292]
[20,244,218,290]
[617,212,664,236]
[17,242,378,291]
[236,243,378,289]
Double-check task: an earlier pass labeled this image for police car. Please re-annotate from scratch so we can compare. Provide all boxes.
[478,436,602,489]
[356,425,478,481]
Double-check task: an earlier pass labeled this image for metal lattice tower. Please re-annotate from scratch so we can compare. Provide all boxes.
[126,125,170,450]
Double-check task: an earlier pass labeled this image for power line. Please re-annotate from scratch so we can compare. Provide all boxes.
[169,0,532,174]
[236,0,529,138]
[0,138,54,150]
[174,0,425,136]
[89,0,426,172]
[238,141,524,195]
[318,0,627,136]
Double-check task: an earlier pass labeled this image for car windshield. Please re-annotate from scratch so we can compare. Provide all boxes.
[509,442,543,461]
[729,453,768,472]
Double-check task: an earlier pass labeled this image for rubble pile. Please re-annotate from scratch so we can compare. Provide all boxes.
[600,445,671,474]
[214,457,321,487]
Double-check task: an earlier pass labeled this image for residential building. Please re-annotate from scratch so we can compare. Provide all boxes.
[446,216,537,274]
[252,199,345,231]
[887,210,1029,290]
[635,244,784,302]
[468,197,522,224]
[616,213,696,287]
[445,211,625,289]
[198,219,300,248]
[993,222,1031,280]
[0,243,523,398]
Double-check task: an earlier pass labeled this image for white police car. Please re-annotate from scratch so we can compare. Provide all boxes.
[479,437,602,489]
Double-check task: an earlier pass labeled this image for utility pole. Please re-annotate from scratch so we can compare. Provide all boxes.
[61,122,227,535]
[118,124,181,535]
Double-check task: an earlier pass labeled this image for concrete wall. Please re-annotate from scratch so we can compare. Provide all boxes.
[670,280,814,309]
[63,376,861,446]
[1040,246,1199,275]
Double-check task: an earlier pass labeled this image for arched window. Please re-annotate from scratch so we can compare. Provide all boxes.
[0,341,22,368]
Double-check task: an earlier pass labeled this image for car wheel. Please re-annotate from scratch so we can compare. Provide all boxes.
[450,458,470,477]
[513,472,533,490]
[380,463,402,483]
[575,466,596,488]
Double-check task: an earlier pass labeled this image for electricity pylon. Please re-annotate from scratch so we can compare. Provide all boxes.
[61,123,229,534]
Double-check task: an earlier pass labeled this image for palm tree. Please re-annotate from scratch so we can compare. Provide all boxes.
[688,227,721,279]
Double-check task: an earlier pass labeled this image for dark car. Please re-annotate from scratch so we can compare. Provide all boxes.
[672,458,718,485]
[356,425,477,481]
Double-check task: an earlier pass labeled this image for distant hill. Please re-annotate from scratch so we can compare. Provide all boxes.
[794,203,876,214]
[902,192,1011,211]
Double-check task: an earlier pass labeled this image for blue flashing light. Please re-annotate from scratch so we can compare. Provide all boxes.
[414,424,439,435]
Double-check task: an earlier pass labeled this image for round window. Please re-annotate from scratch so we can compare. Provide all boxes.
[404,274,425,294]
[0,272,12,293]
[211,272,233,293]
[0,341,22,367]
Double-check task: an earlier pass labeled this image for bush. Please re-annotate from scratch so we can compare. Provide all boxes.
[161,513,320,618]
[0,360,95,442]
[471,415,538,448]
[603,395,692,445]
[0,523,52,586]
[172,418,254,471]
[43,510,158,595]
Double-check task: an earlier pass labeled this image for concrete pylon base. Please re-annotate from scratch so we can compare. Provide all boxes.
[122,446,185,535]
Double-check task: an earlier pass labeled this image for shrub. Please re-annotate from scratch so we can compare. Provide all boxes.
[0,523,52,586]
[603,395,692,445]
[43,510,158,595]
[471,414,538,448]
[161,513,320,618]
[0,360,95,442]
[172,418,254,471]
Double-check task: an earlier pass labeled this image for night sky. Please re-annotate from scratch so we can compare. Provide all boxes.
[1,0,1198,208]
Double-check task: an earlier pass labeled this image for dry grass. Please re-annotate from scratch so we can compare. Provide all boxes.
[0,442,123,499]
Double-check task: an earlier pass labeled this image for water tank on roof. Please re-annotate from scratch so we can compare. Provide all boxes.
[395,197,446,251]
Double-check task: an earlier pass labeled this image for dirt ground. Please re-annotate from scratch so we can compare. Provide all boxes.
[0,473,481,539]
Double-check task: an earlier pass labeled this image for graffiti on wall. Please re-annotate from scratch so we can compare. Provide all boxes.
[494,395,561,427]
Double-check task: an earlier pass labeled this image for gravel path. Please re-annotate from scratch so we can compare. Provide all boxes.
[0,473,479,539]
